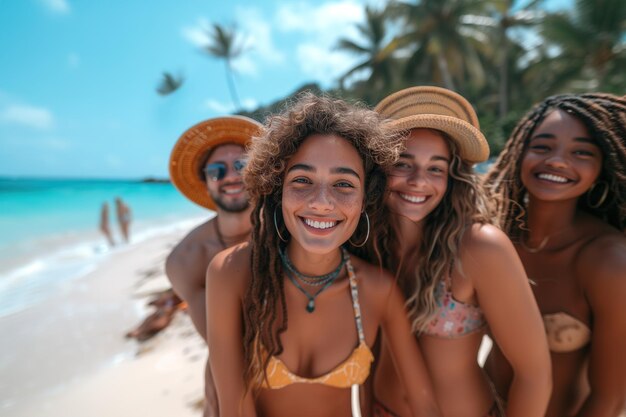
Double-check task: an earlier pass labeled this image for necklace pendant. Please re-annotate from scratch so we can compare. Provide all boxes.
[306,299,315,313]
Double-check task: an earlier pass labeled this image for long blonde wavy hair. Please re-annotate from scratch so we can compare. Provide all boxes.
[373,131,492,334]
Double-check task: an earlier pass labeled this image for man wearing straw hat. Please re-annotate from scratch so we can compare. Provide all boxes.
[167,115,262,417]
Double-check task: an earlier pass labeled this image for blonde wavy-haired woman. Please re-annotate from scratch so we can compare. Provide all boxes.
[371,87,551,417]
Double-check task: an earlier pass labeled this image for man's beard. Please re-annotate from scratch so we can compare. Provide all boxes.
[209,190,250,213]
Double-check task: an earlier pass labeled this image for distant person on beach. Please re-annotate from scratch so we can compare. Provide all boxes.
[115,197,132,243]
[483,93,626,417]
[125,288,186,341]
[99,202,114,247]
[167,115,262,417]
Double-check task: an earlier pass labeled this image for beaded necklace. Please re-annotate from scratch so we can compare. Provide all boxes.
[279,246,347,313]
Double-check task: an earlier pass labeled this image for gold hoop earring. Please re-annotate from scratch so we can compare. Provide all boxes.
[349,212,370,248]
[586,180,609,209]
[273,205,288,242]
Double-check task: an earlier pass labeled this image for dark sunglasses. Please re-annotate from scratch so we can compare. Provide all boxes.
[203,159,247,181]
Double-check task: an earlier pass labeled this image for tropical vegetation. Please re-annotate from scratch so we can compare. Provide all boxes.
[161,0,625,156]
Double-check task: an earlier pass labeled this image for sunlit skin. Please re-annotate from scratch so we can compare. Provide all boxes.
[205,144,250,212]
[375,129,551,417]
[486,109,626,417]
[207,133,441,417]
[167,142,253,417]
[521,109,602,206]
[386,129,450,225]
[282,134,364,259]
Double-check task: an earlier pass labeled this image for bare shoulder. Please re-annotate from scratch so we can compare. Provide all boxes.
[207,242,252,294]
[166,218,217,268]
[460,223,515,259]
[577,230,626,288]
[349,254,395,292]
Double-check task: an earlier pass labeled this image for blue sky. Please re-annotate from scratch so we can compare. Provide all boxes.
[0,0,571,179]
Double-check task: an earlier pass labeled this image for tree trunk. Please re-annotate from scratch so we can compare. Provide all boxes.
[436,50,455,90]
[225,61,241,110]
[499,34,509,120]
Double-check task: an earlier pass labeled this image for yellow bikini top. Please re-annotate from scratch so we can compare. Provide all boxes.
[262,255,374,389]
[543,312,591,353]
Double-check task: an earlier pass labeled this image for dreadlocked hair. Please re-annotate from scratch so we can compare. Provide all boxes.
[483,93,626,239]
[370,131,492,334]
[241,92,403,393]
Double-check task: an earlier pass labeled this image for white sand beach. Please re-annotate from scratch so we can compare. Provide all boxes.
[1,220,208,417]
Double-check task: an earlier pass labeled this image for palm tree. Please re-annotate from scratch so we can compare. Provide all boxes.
[336,5,400,103]
[389,0,492,92]
[155,72,184,96]
[203,23,245,109]
[467,0,544,119]
[539,0,626,92]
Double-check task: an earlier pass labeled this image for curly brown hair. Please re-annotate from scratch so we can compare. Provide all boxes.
[483,93,626,239]
[371,130,492,333]
[242,92,403,391]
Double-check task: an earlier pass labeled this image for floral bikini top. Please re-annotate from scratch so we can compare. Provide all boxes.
[423,279,487,338]
[261,255,374,389]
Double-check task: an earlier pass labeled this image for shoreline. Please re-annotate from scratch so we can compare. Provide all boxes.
[0,219,207,417]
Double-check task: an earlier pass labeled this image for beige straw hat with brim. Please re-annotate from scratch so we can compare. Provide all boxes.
[375,86,489,163]
[169,116,262,210]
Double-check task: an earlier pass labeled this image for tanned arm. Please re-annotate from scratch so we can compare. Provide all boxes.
[467,224,552,417]
[206,246,256,417]
[379,273,442,417]
[575,236,626,417]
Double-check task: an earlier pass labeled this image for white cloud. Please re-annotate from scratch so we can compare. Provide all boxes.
[205,97,258,114]
[235,7,284,65]
[276,1,363,38]
[40,0,70,14]
[241,98,258,110]
[0,104,55,129]
[274,1,366,86]
[296,44,356,83]
[205,99,234,114]
[181,8,283,77]
[68,52,80,69]
[181,18,211,48]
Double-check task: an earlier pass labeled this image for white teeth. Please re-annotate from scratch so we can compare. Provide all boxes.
[223,187,244,194]
[400,193,426,203]
[304,218,337,229]
[538,173,568,183]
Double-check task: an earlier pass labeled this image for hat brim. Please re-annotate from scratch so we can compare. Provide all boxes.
[386,115,489,163]
[169,116,262,210]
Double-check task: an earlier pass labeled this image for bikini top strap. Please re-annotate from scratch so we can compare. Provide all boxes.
[344,248,365,344]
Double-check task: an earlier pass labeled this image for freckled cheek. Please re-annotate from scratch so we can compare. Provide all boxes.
[334,192,363,216]
[386,176,404,191]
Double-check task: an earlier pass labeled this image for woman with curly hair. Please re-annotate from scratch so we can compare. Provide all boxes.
[483,93,626,417]
[206,93,441,417]
[371,86,551,417]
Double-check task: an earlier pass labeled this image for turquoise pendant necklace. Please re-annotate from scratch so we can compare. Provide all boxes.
[280,247,347,313]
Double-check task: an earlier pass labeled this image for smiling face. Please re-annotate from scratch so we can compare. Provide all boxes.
[204,143,249,212]
[521,109,603,203]
[386,129,451,223]
[281,134,365,254]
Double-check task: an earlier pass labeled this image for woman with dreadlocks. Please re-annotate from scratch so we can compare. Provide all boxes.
[206,93,441,417]
[371,86,551,417]
[483,93,626,417]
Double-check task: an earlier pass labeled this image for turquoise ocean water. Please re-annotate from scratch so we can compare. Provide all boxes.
[0,177,209,317]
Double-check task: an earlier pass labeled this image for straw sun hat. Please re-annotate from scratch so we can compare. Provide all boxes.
[169,116,262,210]
[374,86,489,163]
